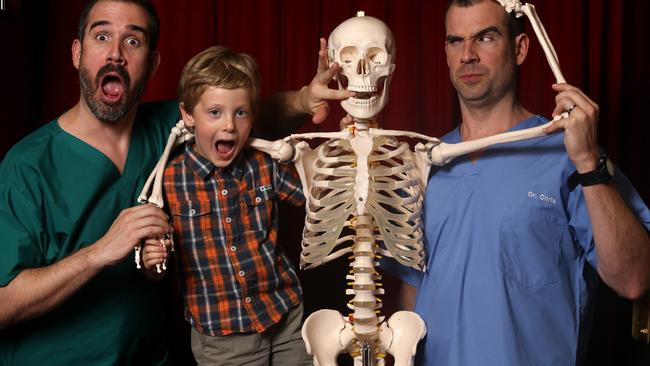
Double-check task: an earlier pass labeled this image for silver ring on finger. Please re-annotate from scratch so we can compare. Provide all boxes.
[567,104,577,114]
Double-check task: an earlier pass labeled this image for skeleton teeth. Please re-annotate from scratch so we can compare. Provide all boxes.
[348,85,378,93]
[348,95,378,105]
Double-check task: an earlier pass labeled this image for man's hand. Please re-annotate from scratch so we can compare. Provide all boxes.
[91,205,172,268]
[543,83,600,173]
[299,38,355,124]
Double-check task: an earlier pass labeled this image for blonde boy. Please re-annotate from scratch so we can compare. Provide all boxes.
[143,46,310,365]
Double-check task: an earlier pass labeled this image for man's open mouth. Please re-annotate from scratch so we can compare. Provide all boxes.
[99,72,125,103]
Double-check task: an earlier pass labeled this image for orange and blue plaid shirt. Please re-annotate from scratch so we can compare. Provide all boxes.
[164,143,304,336]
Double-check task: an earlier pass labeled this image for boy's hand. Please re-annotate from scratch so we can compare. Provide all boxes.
[301,38,355,124]
[141,237,170,271]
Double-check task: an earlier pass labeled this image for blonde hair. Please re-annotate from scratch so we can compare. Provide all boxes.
[178,45,261,114]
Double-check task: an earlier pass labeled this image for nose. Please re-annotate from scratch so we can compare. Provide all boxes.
[223,115,235,132]
[107,41,125,65]
[356,59,369,75]
[461,40,479,64]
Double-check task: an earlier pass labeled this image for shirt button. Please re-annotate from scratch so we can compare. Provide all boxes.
[225,217,232,223]
[255,196,262,203]
[230,246,237,252]
[189,208,196,216]
[238,270,245,277]
[221,189,228,196]
[244,297,252,303]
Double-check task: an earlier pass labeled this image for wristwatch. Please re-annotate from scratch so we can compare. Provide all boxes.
[567,154,614,191]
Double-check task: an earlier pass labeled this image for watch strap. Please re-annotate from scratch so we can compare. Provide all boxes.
[567,154,612,191]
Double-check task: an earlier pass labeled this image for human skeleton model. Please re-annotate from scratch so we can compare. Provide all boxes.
[138,1,589,364]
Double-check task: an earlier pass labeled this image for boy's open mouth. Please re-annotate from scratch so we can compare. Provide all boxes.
[215,140,235,159]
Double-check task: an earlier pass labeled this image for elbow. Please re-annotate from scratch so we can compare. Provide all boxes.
[622,283,649,301]
[612,279,649,300]
[0,290,20,330]
[599,264,650,300]
[0,309,14,330]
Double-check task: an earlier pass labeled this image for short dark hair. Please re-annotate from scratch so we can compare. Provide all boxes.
[446,0,525,41]
[77,0,160,51]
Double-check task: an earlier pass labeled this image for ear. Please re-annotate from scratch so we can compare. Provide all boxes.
[514,33,529,66]
[72,39,82,70]
[179,102,194,127]
[150,50,161,76]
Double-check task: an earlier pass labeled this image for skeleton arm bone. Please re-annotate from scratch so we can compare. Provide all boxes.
[246,128,351,162]
[496,1,565,83]
[372,123,555,167]
[138,120,194,208]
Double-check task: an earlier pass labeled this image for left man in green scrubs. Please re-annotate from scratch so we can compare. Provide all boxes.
[0,1,346,364]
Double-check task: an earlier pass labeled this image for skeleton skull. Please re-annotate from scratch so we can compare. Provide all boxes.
[328,13,396,120]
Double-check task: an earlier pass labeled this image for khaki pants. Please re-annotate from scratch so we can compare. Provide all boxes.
[190,303,312,365]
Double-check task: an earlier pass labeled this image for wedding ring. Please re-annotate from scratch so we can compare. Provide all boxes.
[567,104,577,114]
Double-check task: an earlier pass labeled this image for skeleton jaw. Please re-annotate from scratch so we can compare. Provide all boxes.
[339,75,391,120]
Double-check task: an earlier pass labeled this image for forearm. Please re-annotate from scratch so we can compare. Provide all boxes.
[256,88,311,140]
[0,244,104,329]
[586,182,650,299]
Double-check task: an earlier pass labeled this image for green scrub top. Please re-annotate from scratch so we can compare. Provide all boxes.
[0,101,179,365]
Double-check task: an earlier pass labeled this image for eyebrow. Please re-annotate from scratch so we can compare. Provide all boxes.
[88,20,149,38]
[446,26,502,43]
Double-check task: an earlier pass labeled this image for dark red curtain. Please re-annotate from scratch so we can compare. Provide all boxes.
[1,1,648,364]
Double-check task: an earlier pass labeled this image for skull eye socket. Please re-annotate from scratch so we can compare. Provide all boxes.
[367,47,387,64]
[339,46,358,64]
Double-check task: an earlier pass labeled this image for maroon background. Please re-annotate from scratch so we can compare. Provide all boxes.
[1,1,648,365]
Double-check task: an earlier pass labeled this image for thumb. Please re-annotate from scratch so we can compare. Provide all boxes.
[312,103,330,124]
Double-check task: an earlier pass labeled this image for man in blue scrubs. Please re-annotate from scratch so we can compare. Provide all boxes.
[397,1,650,365]
[0,1,347,364]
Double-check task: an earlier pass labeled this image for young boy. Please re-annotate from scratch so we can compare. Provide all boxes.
[142,46,311,366]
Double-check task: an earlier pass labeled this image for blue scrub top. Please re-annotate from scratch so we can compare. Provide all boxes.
[391,115,650,366]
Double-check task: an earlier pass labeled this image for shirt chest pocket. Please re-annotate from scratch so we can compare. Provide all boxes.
[241,185,275,235]
[499,207,565,287]
[169,200,213,242]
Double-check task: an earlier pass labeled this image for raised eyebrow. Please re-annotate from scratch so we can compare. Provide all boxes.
[472,26,502,39]
[88,21,148,38]
[127,24,149,39]
[88,20,110,33]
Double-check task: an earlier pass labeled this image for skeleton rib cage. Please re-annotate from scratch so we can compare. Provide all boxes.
[300,135,425,272]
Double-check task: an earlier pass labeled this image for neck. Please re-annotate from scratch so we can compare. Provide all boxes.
[458,92,533,141]
[58,99,138,173]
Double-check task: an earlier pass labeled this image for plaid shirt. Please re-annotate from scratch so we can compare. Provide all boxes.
[164,143,305,336]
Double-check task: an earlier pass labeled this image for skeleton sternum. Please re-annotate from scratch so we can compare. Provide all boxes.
[350,132,372,216]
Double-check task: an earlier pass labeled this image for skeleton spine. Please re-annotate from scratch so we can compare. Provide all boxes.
[346,214,387,363]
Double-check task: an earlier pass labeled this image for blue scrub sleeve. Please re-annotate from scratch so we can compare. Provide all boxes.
[379,256,423,288]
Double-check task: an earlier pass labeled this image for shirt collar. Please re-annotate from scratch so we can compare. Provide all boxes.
[184,143,245,180]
